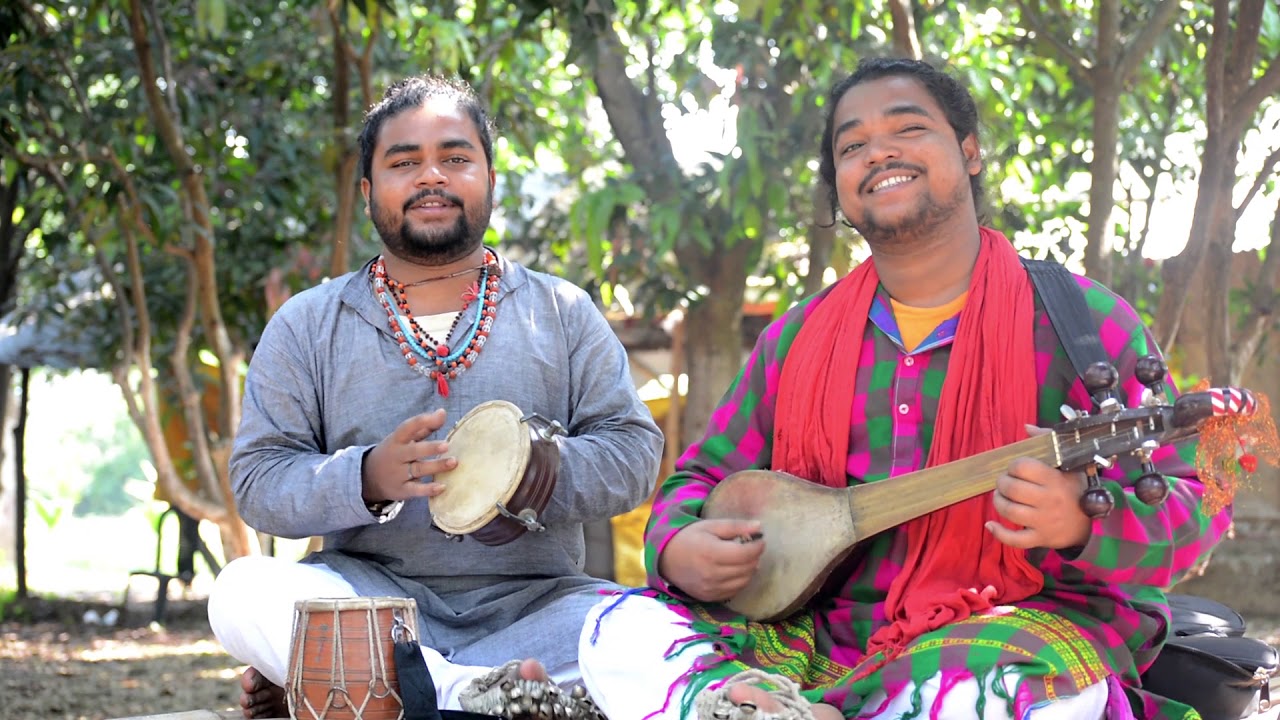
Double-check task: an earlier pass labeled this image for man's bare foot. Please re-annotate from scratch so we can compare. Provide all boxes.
[238,666,287,719]
[718,679,842,720]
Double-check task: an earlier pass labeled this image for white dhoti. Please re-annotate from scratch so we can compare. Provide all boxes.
[208,555,580,709]
[577,594,1108,720]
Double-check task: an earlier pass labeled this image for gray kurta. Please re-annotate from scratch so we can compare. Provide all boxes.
[230,252,663,670]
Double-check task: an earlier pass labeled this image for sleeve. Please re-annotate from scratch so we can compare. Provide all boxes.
[642,310,800,596]
[540,289,665,524]
[1052,280,1232,588]
[228,306,381,539]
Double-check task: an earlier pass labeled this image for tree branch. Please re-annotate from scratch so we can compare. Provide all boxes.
[1015,0,1093,79]
[1116,0,1182,85]
[1235,144,1280,222]
[888,0,923,59]
[113,195,227,522]
[128,0,242,441]
[143,0,182,122]
[1235,55,1280,127]
[577,7,682,200]
[1225,0,1266,94]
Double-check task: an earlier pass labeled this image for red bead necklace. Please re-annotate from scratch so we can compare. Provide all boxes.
[370,250,500,397]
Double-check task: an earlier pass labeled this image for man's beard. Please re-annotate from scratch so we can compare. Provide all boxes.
[849,170,969,249]
[371,186,493,265]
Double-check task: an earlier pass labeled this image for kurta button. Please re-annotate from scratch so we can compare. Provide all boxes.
[898,403,909,415]
[904,356,915,366]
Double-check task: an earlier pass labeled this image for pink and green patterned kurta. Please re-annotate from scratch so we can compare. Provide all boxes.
[643,272,1228,719]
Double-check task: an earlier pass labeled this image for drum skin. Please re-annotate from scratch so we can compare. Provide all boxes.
[429,400,560,545]
[286,597,419,720]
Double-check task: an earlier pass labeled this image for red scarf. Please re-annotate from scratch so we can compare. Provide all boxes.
[772,227,1045,663]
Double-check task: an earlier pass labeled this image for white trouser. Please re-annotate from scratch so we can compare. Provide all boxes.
[208,556,578,709]
[578,595,1108,720]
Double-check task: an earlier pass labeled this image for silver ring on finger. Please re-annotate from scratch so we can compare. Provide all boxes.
[407,461,416,482]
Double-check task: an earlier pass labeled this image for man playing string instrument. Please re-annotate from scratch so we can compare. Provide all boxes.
[578,57,1240,720]
[208,75,662,719]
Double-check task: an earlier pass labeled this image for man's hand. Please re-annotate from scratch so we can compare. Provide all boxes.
[657,518,766,602]
[988,455,1093,551]
[361,409,456,503]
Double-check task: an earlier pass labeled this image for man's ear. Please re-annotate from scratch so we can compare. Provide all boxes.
[360,178,372,215]
[962,134,983,176]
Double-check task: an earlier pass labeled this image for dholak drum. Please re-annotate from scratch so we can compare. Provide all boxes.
[286,597,420,720]
[429,400,563,545]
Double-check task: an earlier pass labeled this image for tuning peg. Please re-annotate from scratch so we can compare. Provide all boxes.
[1135,355,1168,406]
[1060,404,1080,421]
[1079,465,1115,518]
[1083,361,1122,413]
[1135,472,1169,505]
[1132,439,1169,505]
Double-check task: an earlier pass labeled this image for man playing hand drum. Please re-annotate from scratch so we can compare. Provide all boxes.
[208,75,663,719]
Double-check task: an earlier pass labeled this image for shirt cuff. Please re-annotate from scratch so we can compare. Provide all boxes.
[365,499,404,524]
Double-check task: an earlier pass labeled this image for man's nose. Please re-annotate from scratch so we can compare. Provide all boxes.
[414,162,448,185]
[863,137,900,166]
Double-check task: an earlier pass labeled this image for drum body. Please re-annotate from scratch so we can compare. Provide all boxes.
[286,597,419,720]
[429,400,561,545]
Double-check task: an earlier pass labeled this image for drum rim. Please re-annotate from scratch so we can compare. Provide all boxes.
[430,400,534,535]
[292,596,420,612]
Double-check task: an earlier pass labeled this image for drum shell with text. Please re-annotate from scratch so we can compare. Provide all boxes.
[286,596,419,720]
[428,400,561,545]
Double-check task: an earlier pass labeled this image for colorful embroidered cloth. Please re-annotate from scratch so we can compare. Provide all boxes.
[643,258,1228,719]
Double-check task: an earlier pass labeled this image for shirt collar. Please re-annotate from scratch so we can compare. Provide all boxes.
[868,284,962,355]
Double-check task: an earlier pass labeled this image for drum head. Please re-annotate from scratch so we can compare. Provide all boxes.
[430,400,532,535]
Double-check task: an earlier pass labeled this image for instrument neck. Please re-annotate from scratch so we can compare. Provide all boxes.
[846,434,1059,539]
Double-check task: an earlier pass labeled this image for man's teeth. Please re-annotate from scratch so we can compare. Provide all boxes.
[872,176,913,192]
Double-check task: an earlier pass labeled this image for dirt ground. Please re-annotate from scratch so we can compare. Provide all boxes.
[3,593,1279,720]
[0,595,244,720]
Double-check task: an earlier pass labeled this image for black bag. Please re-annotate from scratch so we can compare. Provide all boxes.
[1141,595,1277,720]
[1024,260,1279,718]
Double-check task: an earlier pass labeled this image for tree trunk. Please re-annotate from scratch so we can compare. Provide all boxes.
[1152,0,1280,358]
[681,239,751,448]
[1083,70,1119,285]
[803,184,837,298]
[126,0,252,561]
[13,367,28,599]
[326,1,363,279]
[1202,136,1242,385]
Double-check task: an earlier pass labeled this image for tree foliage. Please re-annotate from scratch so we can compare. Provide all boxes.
[3,0,1278,560]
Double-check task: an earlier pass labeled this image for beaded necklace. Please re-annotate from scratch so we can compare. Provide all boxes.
[370,249,499,397]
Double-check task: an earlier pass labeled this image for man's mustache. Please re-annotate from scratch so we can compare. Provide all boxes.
[860,162,926,195]
[403,188,464,212]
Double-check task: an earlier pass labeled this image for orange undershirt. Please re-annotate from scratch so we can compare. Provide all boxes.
[890,292,969,353]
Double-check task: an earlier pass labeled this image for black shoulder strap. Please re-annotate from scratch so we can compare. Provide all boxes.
[1021,257,1107,381]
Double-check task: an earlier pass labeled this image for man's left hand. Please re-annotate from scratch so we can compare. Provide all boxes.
[988,456,1093,551]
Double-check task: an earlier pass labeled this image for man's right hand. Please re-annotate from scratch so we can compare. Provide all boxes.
[657,518,766,602]
[361,409,457,503]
